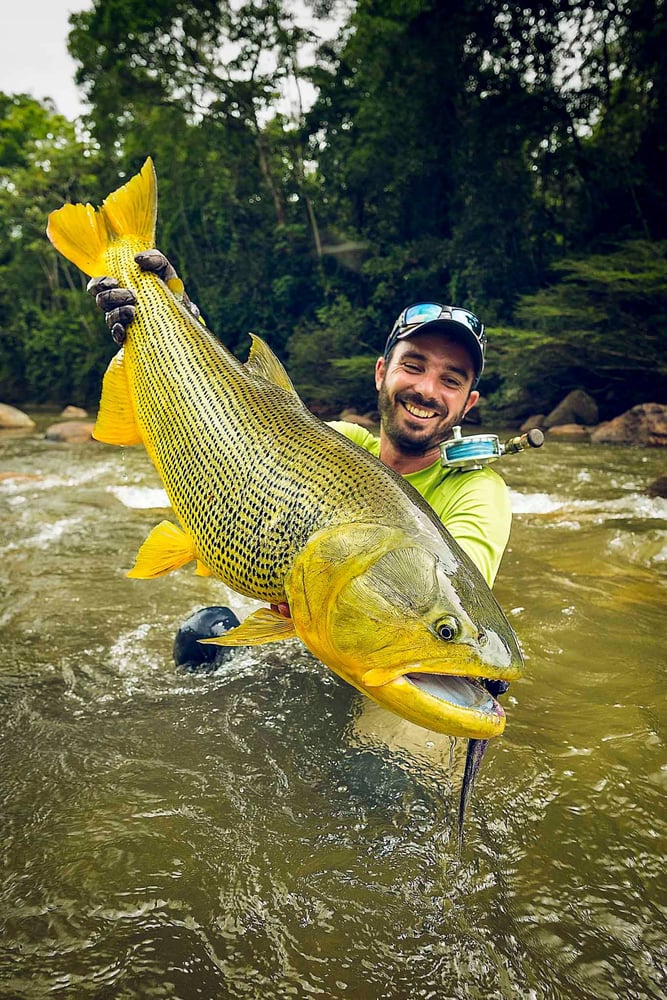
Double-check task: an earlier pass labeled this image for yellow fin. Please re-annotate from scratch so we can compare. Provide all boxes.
[195,560,212,577]
[200,607,297,646]
[244,334,297,394]
[127,520,196,579]
[46,157,157,277]
[93,349,142,446]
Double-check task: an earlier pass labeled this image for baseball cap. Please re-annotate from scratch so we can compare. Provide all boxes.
[383,303,487,387]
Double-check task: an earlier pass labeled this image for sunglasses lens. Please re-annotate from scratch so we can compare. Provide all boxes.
[403,303,443,326]
[451,309,484,341]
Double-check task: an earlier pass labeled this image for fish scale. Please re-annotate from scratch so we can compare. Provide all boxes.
[46,156,523,746]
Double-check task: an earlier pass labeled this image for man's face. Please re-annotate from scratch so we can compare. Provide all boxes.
[376,332,479,456]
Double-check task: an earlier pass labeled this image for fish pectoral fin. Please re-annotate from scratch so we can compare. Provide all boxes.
[93,349,143,446]
[199,608,297,646]
[126,520,197,578]
[244,334,298,395]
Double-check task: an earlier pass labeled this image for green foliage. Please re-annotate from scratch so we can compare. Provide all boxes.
[287,295,377,412]
[1,1,666,419]
[485,240,667,420]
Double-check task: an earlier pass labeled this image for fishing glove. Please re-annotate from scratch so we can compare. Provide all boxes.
[87,250,202,346]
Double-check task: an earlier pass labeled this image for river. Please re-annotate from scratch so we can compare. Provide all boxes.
[1,415,665,999]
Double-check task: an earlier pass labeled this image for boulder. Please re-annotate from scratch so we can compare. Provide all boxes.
[45,420,96,443]
[590,403,667,447]
[0,403,36,430]
[61,405,88,419]
[546,423,590,442]
[645,474,667,498]
[544,389,599,428]
[520,414,546,433]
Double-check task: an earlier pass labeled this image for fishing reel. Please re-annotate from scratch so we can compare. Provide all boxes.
[440,425,544,472]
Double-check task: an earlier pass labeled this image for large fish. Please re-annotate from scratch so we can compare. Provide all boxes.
[46,157,523,741]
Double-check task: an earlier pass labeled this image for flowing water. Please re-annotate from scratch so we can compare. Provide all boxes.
[1,416,665,999]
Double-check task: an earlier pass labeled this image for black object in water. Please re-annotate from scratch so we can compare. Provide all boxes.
[458,679,511,846]
[173,605,241,671]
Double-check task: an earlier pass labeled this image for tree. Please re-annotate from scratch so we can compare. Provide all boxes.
[0,93,109,404]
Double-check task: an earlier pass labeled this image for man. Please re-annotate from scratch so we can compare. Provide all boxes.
[329,303,511,589]
[90,257,512,660]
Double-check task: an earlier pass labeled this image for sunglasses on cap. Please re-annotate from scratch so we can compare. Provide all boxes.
[384,302,487,376]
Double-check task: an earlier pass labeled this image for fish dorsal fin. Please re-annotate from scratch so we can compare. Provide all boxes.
[93,349,143,446]
[244,334,297,395]
[46,157,157,277]
[200,607,297,646]
[127,520,197,579]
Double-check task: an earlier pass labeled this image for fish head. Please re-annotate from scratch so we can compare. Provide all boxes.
[287,523,523,739]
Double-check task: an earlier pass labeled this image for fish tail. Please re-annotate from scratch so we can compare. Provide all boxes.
[46,157,157,277]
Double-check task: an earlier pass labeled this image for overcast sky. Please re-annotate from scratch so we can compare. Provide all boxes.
[1,1,92,119]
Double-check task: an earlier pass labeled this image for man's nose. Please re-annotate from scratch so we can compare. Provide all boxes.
[411,370,440,399]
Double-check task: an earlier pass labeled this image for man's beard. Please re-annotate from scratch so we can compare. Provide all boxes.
[378,381,468,456]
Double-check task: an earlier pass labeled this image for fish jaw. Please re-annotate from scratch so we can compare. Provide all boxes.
[287,523,523,739]
[361,672,506,739]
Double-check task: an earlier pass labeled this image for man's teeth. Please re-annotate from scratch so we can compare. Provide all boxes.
[404,401,436,419]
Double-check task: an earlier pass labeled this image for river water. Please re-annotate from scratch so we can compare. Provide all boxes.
[1,416,665,999]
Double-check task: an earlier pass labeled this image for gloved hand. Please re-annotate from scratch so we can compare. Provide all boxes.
[87,250,201,345]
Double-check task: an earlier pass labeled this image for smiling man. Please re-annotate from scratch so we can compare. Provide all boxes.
[329,304,512,588]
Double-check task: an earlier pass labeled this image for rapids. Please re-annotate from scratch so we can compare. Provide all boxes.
[1,415,665,998]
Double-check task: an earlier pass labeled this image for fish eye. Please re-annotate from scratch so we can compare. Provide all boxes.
[434,616,460,641]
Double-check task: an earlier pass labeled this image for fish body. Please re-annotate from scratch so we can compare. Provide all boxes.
[47,158,523,740]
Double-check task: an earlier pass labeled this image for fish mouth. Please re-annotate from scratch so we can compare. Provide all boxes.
[405,673,503,718]
[362,670,508,739]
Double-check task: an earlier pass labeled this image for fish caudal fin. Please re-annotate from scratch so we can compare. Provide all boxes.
[200,608,297,646]
[93,350,143,446]
[46,157,157,277]
[127,520,196,579]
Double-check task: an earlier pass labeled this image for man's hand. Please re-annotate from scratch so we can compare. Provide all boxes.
[87,250,201,345]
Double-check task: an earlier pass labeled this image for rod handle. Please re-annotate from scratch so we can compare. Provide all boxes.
[502,428,545,455]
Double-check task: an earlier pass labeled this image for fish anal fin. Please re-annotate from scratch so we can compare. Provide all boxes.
[46,157,156,277]
[200,607,297,646]
[195,560,212,577]
[245,334,298,395]
[93,349,143,446]
[127,520,196,579]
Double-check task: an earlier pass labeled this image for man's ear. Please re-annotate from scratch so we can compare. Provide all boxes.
[375,356,386,391]
[463,390,480,417]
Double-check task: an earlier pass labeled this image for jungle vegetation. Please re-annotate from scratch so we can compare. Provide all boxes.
[1,0,665,422]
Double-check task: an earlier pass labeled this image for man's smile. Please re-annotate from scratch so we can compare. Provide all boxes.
[401,399,439,420]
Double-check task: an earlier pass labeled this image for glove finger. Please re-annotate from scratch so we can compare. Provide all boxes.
[95,287,137,311]
[87,275,118,296]
[111,323,127,346]
[105,305,136,329]
[135,249,177,283]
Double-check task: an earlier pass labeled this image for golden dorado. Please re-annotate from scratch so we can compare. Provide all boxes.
[46,158,522,740]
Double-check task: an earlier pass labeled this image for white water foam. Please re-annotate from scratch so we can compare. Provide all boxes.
[107,485,171,509]
[509,490,564,514]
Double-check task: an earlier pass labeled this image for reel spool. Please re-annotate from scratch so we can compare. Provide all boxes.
[440,425,544,472]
